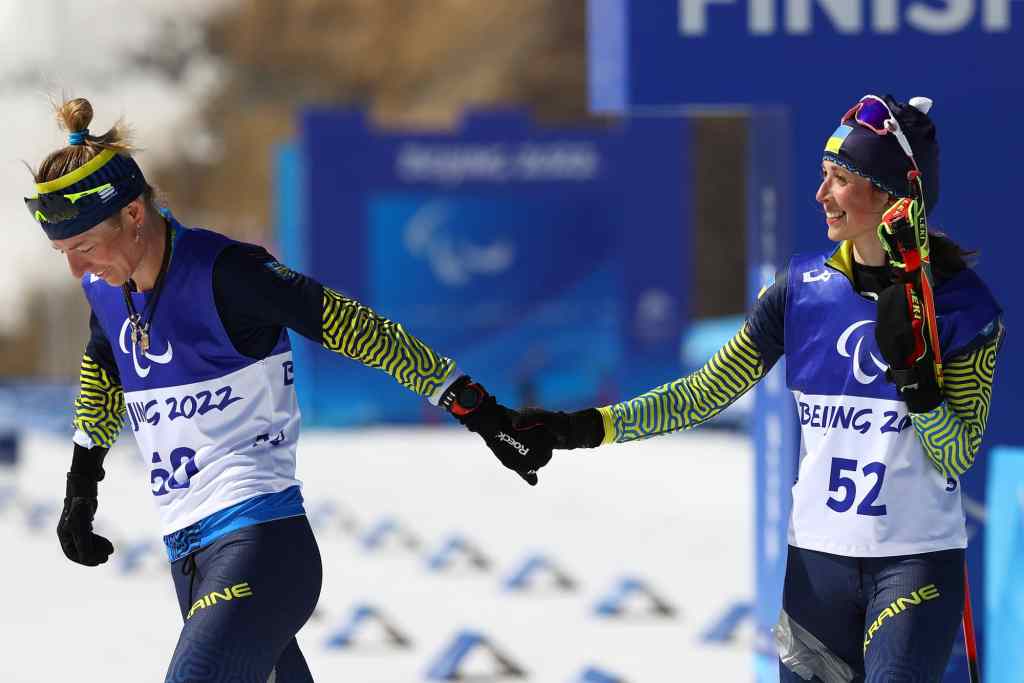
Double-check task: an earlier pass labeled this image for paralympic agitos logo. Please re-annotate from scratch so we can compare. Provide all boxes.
[119,318,174,379]
[836,320,888,385]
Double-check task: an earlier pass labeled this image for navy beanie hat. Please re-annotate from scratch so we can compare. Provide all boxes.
[823,94,940,213]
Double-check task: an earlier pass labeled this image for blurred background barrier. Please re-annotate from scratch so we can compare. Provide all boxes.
[0,383,78,435]
[425,629,527,680]
[503,552,577,593]
[324,603,413,650]
[984,446,1024,681]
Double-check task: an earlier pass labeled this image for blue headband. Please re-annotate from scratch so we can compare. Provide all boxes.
[28,149,148,240]
[68,130,89,145]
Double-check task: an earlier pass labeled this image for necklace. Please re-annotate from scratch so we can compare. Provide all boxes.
[121,220,172,353]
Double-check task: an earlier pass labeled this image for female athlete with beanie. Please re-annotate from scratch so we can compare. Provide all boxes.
[521,94,1003,681]
[29,97,554,683]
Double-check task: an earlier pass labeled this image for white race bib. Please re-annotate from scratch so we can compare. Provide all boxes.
[124,351,301,535]
[788,391,966,557]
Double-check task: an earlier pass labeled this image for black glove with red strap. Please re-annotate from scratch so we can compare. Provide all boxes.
[442,376,554,485]
[56,444,114,566]
[875,282,942,413]
[513,408,605,450]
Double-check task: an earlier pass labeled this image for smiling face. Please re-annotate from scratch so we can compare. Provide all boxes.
[816,160,893,243]
[50,201,144,286]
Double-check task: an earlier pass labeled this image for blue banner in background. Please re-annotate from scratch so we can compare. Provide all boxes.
[367,193,621,410]
[279,110,691,425]
[590,0,1017,111]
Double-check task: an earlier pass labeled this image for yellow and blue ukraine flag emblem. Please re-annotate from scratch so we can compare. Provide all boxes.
[825,124,853,154]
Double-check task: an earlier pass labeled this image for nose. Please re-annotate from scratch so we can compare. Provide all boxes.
[815,177,830,204]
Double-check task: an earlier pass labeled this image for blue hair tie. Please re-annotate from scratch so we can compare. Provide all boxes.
[68,130,89,145]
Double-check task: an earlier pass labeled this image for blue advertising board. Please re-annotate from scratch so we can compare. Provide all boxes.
[279,110,693,426]
[589,2,1023,680]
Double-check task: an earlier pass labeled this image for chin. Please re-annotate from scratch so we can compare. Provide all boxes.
[826,224,845,242]
[102,273,128,286]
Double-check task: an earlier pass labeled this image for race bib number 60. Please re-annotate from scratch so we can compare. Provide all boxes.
[151,447,199,496]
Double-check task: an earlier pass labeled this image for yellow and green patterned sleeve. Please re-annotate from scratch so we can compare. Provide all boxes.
[72,355,126,449]
[597,326,766,444]
[322,286,457,401]
[910,334,1001,478]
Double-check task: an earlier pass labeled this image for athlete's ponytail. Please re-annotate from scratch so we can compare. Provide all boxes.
[928,231,976,282]
[32,97,158,206]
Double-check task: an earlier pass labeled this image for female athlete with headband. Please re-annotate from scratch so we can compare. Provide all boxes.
[29,97,554,683]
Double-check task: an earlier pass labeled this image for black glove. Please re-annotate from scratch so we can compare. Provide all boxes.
[514,408,605,450]
[57,445,114,566]
[443,376,554,485]
[875,282,942,413]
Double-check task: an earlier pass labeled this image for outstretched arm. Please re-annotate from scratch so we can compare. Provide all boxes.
[212,246,459,403]
[519,324,775,449]
[521,269,788,449]
[599,325,766,444]
[211,246,551,483]
[321,286,457,403]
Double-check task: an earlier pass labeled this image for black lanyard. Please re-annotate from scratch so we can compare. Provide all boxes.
[121,220,172,353]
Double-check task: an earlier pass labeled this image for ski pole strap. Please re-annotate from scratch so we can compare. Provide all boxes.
[877,197,924,271]
[886,367,921,392]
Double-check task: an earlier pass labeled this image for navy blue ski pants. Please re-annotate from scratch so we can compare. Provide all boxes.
[164,516,323,682]
[778,545,965,683]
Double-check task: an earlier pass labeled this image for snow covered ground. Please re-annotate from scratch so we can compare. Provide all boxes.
[0,427,754,682]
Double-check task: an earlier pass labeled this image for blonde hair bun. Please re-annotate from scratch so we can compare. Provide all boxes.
[57,97,94,135]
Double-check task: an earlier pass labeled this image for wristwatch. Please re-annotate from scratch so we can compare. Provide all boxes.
[441,375,485,417]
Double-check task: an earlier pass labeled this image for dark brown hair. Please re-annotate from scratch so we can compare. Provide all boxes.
[929,231,976,282]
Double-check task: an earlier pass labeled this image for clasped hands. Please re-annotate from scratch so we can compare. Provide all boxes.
[444,375,604,485]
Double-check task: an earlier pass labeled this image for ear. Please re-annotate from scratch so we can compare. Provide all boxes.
[122,197,146,227]
[872,188,894,212]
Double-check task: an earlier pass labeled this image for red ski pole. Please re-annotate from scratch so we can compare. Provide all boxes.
[962,563,981,682]
[878,171,981,682]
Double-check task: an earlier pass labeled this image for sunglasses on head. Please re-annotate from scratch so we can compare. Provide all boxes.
[25,175,135,225]
[842,95,918,172]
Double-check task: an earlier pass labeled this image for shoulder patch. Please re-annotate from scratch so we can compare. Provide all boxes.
[264,260,299,282]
